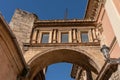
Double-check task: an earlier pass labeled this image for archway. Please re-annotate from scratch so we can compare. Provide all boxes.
[27,48,102,80]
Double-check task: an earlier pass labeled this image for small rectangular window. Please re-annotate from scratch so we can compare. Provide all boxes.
[41,33,49,43]
[61,33,69,43]
[81,32,89,42]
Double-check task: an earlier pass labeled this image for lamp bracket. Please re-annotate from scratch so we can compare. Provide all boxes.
[107,58,120,64]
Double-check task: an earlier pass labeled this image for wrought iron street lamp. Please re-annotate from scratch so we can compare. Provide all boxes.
[100,45,120,64]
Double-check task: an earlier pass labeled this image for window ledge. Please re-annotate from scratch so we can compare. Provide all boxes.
[24,42,100,47]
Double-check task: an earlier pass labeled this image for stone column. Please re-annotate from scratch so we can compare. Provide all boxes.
[31,30,38,43]
[86,70,93,80]
[72,29,77,43]
[52,29,57,43]
[69,30,72,43]
[92,28,97,42]
[37,31,42,43]
[75,67,82,80]
[88,29,93,42]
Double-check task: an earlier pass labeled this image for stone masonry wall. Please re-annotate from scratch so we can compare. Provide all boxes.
[24,45,104,70]
[24,45,104,80]
[109,65,120,80]
[9,9,38,51]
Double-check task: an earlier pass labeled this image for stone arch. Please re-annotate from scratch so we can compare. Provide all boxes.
[27,48,103,80]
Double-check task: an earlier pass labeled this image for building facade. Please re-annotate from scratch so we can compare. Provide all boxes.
[0,0,120,80]
[0,13,28,80]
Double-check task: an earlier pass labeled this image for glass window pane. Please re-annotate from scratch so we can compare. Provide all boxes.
[41,33,49,43]
[61,33,68,43]
[81,32,89,42]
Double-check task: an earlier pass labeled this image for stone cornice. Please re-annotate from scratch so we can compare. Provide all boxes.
[85,0,103,20]
[34,19,97,27]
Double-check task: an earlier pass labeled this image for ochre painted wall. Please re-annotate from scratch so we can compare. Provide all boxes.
[113,0,120,15]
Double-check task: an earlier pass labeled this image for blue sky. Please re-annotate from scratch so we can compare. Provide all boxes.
[0,0,88,80]
[46,63,74,80]
[0,0,88,22]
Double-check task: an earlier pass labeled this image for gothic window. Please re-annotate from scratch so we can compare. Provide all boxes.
[61,32,69,43]
[41,33,49,43]
[81,32,89,42]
